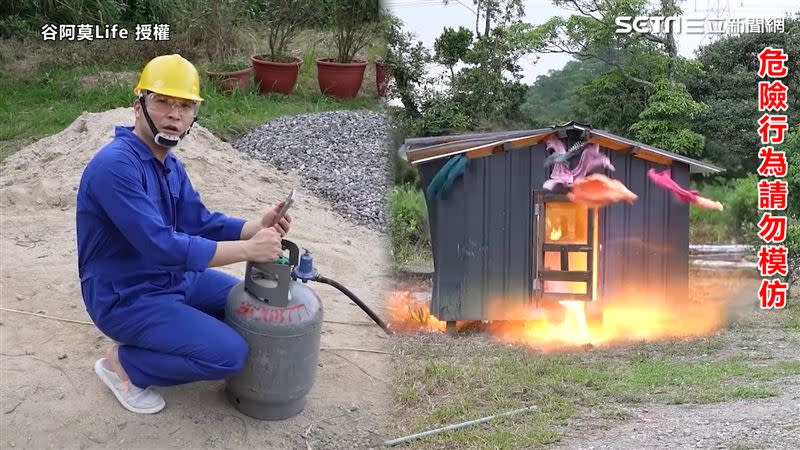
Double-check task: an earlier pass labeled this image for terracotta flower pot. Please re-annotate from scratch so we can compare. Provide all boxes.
[251,55,302,95]
[316,58,367,99]
[375,60,393,97]
[206,67,251,94]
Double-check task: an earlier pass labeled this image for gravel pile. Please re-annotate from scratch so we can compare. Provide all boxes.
[233,110,394,232]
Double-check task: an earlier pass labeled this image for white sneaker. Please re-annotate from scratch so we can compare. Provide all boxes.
[94,358,165,414]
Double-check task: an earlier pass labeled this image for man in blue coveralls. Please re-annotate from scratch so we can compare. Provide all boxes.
[76,54,291,414]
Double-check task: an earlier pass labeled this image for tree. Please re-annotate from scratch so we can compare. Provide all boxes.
[573,67,650,134]
[629,79,708,157]
[524,0,712,157]
[526,0,671,88]
[450,24,530,129]
[740,125,800,291]
[262,0,314,62]
[683,16,800,177]
[521,58,608,127]
[388,1,536,136]
[326,0,383,63]
[433,26,473,82]
[384,15,431,119]
[443,0,525,38]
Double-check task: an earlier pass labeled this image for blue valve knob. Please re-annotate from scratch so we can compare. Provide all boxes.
[293,249,318,282]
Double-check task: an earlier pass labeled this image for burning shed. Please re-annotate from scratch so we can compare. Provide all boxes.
[401,121,725,331]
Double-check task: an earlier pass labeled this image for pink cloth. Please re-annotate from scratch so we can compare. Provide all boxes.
[543,136,574,190]
[647,168,724,210]
[572,143,615,178]
[647,168,700,203]
[543,137,615,191]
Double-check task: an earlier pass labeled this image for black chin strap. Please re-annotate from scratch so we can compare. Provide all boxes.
[139,94,196,148]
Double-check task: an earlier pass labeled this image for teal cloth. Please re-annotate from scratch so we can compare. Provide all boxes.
[425,154,469,200]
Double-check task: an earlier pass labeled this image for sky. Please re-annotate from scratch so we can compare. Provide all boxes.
[381,0,799,85]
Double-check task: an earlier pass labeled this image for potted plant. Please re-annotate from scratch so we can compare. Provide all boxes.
[206,60,252,94]
[251,0,309,95]
[316,0,383,98]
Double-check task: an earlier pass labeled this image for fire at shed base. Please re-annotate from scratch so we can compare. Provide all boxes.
[485,296,726,352]
[387,279,742,352]
[387,290,449,333]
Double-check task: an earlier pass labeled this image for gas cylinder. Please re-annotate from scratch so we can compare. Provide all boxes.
[224,239,323,420]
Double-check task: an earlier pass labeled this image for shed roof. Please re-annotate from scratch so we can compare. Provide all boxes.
[401,121,725,174]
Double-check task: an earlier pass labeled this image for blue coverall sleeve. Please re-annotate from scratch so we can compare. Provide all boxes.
[176,163,246,241]
[90,157,218,272]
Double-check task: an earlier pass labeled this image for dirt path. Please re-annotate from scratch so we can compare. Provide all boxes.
[0,109,392,449]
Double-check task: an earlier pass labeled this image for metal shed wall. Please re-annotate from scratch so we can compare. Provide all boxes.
[418,142,690,322]
[599,152,690,305]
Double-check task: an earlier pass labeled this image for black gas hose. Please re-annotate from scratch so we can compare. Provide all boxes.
[313,275,393,335]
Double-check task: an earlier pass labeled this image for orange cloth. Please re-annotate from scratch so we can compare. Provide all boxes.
[567,174,638,208]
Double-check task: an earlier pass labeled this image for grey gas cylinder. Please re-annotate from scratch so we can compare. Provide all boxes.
[224,239,323,420]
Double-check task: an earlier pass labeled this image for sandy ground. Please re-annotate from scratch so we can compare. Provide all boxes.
[0,108,393,449]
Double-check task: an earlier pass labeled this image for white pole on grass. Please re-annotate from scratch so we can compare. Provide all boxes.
[383,404,538,447]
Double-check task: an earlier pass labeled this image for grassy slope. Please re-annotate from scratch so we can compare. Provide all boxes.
[0,30,386,161]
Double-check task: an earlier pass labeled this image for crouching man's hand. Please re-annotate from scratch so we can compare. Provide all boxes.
[260,201,291,236]
[245,227,283,262]
[212,224,284,267]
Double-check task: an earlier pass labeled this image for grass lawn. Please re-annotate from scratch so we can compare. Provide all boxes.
[0,31,386,162]
[388,298,800,449]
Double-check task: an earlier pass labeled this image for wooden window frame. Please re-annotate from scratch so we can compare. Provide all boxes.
[532,191,595,302]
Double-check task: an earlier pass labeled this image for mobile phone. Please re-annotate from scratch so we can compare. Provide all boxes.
[275,189,295,221]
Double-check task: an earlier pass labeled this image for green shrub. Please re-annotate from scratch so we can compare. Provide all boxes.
[8,0,127,27]
[123,0,182,23]
[393,153,420,187]
[171,0,252,61]
[0,16,35,39]
[689,180,731,243]
[727,174,760,236]
[205,60,250,72]
[2,0,254,61]
[387,184,430,263]
[690,175,757,243]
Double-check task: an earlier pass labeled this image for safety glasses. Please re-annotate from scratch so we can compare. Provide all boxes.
[143,92,199,117]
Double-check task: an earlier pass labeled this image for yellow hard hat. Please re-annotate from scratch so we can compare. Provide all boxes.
[134,54,204,102]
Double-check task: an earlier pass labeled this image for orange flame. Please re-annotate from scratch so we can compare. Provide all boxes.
[486,293,726,352]
[549,226,562,241]
[387,290,447,332]
[386,276,743,351]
